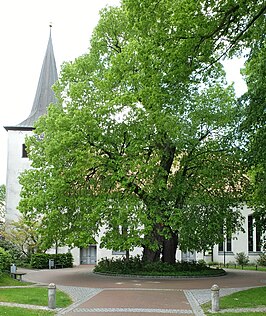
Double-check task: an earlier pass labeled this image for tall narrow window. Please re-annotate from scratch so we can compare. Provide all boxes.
[22,144,28,158]
[248,215,253,252]
[226,237,232,252]
[218,242,224,252]
[256,226,261,252]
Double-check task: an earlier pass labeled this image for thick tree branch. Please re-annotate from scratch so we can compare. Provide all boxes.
[203,3,266,69]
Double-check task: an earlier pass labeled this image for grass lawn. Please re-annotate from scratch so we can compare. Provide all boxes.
[0,273,29,286]
[216,287,266,309]
[0,287,72,307]
[0,306,55,316]
[211,264,266,272]
[228,265,266,272]
[0,273,72,315]
[202,286,266,315]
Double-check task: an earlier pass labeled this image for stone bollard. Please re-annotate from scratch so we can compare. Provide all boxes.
[211,284,220,312]
[48,283,56,309]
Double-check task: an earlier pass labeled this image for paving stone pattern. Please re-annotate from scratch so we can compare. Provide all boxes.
[3,266,265,315]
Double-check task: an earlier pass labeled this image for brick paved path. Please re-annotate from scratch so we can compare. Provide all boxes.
[19,266,266,315]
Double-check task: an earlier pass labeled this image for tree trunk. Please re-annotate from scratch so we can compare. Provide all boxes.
[162,233,178,264]
[125,250,130,262]
[142,246,161,262]
[55,240,58,254]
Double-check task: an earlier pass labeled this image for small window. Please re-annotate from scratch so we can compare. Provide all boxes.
[22,144,28,158]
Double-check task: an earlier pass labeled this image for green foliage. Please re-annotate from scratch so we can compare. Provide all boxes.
[18,0,264,262]
[94,257,224,276]
[2,216,46,263]
[30,254,48,269]
[241,41,266,235]
[257,253,266,266]
[197,259,207,267]
[30,253,73,269]
[0,184,5,206]
[235,252,249,266]
[0,184,5,221]
[0,238,29,266]
[0,247,12,272]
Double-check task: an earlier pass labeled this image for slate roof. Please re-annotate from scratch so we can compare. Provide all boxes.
[5,29,58,131]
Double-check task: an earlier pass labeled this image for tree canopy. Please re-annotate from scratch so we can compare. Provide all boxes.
[19,0,266,262]
[241,26,266,238]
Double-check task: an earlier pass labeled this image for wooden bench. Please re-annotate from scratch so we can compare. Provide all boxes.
[11,272,26,281]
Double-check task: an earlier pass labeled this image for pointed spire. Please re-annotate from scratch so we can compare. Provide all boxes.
[16,25,58,128]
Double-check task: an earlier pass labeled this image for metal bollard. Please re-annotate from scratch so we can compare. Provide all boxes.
[211,284,220,312]
[48,283,56,309]
[10,263,17,276]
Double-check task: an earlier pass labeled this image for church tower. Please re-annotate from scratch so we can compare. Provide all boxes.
[4,27,58,222]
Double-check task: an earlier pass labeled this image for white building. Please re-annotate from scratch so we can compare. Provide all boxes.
[4,32,262,266]
[4,28,58,223]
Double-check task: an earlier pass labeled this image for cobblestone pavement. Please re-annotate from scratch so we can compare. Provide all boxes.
[5,267,266,315]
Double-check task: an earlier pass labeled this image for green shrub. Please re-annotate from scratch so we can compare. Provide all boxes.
[0,238,31,268]
[0,247,12,272]
[31,253,73,269]
[0,239,22,259]
[197,259,207,267]
[143,261,176,273]
[54,253,74,268]
[257,253,266,266]
[94,257,222,276]
[235,252,249,265]
[30,253,48,269]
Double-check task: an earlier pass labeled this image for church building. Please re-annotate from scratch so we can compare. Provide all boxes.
[4,31,262,266]
[4,28,58,223]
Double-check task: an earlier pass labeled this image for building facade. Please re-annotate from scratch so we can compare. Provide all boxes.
[4,32,262,266]
[4,29,58,223]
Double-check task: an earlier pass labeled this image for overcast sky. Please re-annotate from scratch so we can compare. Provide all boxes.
[0,0,246,185]
[0,0,121,185]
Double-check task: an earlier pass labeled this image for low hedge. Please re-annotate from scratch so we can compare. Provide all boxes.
[94,256,225,277]
[31,252,73,269]
[0,247,12,272]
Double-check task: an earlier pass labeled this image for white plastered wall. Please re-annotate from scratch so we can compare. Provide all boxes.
[5,130,32,223]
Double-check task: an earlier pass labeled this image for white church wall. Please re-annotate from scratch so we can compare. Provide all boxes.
[6,129,32,222]
[96,245,143,263]
[46,246,81,266]
[212,205,262,265]
[94,227,142,263]
[70,247,81,266]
